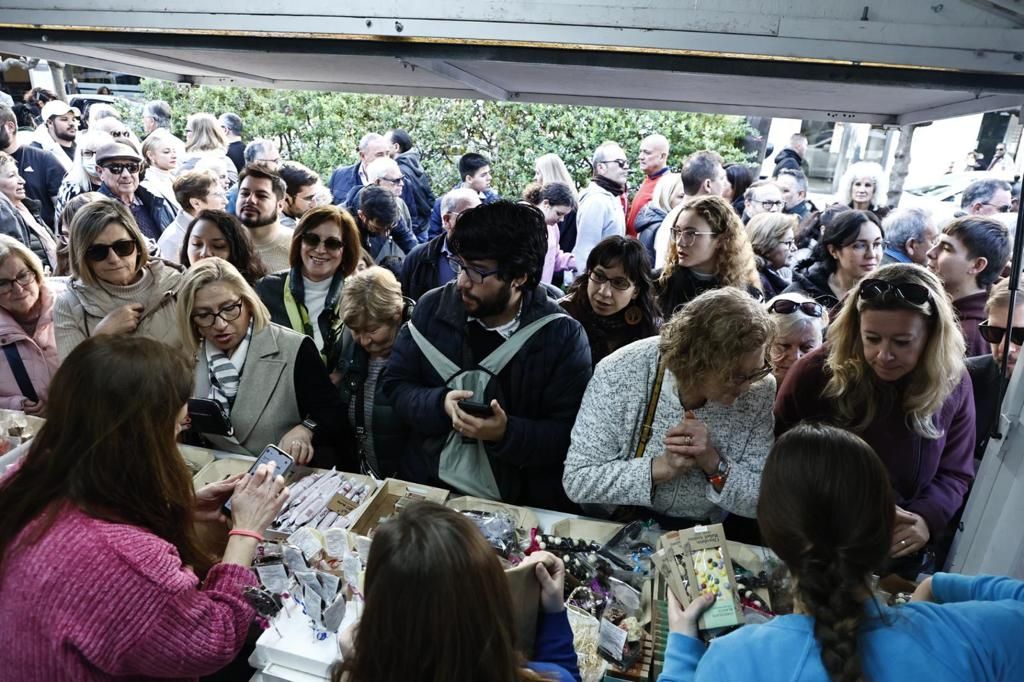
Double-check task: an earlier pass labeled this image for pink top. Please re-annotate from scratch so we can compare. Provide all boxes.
[0,283,59,409]
[542,224,577,285]
[0,503,257,681]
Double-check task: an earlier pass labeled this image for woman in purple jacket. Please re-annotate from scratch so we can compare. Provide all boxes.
[775,263,975,575]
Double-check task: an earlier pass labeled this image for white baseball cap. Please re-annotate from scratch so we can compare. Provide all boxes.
[41,100,81,120]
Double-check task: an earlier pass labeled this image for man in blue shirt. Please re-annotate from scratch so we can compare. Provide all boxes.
[401,187,481,301]
[329,133,390,205]
[880,207,938,266]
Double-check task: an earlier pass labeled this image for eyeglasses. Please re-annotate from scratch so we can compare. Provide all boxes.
[859,279,931,306]
[84,239,137,262]
[110,130,131,139]
[768,299,824,317]
[301,233,344,252]
[102,162,140,175]
[192,299,245,328]
[0,269,34,295]
[759,200,785,211]
[982,202,1013,213]
[979,321,1024,346]
[779,240,797,252]
[447,256,500,284]
[848,240,886,253]
[598,158,629,169]
[729,362,773,386]
[670,227,717,247]
[378,176,405,186]
[589,270,633,291]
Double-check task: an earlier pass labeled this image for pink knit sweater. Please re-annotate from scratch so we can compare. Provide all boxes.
[0,503,257,681]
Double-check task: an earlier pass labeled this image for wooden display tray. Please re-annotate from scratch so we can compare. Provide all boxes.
[446,495,541,534]
[349,478,450,536]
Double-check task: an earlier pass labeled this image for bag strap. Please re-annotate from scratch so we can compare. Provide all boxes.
[2,344,39,403]
[478,314,564,374]
[633,356,667,459]
[408,321,461,381]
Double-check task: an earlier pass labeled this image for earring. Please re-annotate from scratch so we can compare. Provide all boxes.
[624,306,643,325]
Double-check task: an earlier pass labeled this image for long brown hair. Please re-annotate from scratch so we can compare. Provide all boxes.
[759,422,894,682]
[334,502,549,682]
[0,336,210,572]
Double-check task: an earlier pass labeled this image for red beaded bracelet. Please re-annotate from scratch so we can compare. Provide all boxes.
[228,529,264,542]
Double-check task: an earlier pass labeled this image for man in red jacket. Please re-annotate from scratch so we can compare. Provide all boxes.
[626,133,670,233]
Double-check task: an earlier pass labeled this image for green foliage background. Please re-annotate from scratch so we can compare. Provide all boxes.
[133,79,752,196]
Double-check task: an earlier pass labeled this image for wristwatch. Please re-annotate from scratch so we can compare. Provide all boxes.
[301,417,319,434]
[705,455,730,488]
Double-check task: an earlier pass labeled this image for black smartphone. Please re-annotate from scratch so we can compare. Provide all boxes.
[222,444,295,516]
[188,398,234,437]
[458,399,495,418]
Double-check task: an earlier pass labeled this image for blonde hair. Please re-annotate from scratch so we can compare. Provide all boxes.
[0,150,15,174]
[661,195,761,293]
[649,173,682,214]
[0,234,46,284]
[838,161,887,207]
[747,212,799,270]
[141,130,181,167]
[185,113,227,153]
[175,257,271,357]
[985,278,1024,315]
[339,266,404,329]
[659,286,776,394]
[534,153,578,200]
[824,263,965,439]
[68,199,149,287]
[766,292,829,340]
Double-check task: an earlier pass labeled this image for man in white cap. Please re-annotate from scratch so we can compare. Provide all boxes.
[30,100,79,170]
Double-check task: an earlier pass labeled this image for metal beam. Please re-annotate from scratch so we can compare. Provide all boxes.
[0,40,185,82]
[115,47,276,83]
[401,58,512,100]
[961,1,1024,27]
[897,92,1024,125]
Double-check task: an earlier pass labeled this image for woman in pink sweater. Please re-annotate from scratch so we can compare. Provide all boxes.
[0,335,289,681]
[0,235,58,414]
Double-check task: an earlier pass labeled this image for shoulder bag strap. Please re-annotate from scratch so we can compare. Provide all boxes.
[634,357,667,459]
[2,344,39,403]
[408,321,461,382]
[477,313,564,374]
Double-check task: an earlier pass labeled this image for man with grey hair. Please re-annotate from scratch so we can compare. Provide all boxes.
[961,178,1014,216]
[743,180,785,221]
[328,132,391,205]
[141,100,172,136]
[773,133,809,175]
[401,187,481,300]
[881,207,938,266]
[774,168,813,219]
[219,112,245,172]
[574,141,628,267]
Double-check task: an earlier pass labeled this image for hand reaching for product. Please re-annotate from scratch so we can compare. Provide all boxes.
[523,550,566,614]
[667,590,716,639]
[229,462,289,533]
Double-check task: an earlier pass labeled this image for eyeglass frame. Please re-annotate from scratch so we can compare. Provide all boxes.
[84,238,138,263]
[859,278,932,306]
[979,320,1024,346]
[300,232,345,252]
[0,269,35,295]
[982,202,1013,213]
[758,200,785,211]
[670,226,718,247]
[377,176,405,186]
[447,256,501,284]
[768,299,825,318]
[728,362,773,387]
[101,162,141,175]
[191,298,246,328]
[588,269,634,291]
[597,158,629,169]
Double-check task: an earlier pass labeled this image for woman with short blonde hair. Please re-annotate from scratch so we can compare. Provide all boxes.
[776,263,974,575]
[747,212,799,299]
[180,113,238,184]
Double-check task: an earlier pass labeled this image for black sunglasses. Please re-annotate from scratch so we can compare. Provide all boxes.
[103,162,140,175]
[85,239,137,262]
[979,321,1024,346]
[300,233,344,251]
[769,299,824,317]
[859,279,931,306]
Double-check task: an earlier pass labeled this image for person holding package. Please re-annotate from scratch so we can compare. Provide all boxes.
[563,287,776,532]
[334,501,580,682]
[176,257,346,468]
[0,336,289,681]
[0,235,58,414]
[659,422,1024,682]
[775,263,975,575]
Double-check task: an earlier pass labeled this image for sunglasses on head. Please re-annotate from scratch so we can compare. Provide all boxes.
[859,279,931,306]
[103,162,140,175]
[768,299,824,317]
[979,321,1024,346]
[85,239,137,262]
[300,233,344,251]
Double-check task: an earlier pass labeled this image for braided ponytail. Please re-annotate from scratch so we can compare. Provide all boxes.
[797,556,868,682]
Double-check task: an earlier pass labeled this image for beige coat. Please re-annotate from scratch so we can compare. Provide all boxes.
[54,259,184,361]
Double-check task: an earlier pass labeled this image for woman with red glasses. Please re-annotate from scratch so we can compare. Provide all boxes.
[775,263,975,576]
[256,205,361,379]
[54,199,183,360]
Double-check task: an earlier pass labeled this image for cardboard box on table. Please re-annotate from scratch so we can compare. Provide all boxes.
[446,495,541,535]
[348,478,450,536]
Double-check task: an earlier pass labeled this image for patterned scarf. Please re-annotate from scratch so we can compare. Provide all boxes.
[206,321,254,413]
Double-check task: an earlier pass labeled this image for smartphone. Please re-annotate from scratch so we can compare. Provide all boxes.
[222,444,295,516]
[188,398,234,437]
[458,399,495,418]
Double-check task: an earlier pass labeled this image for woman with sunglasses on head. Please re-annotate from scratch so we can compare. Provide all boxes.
[54,198,183,361]
[564,287,776,538]
[179,209,267,286]
[660,422,1024,682]
[765,292,829,387]
[177,258,345,466]
[746,212,798,300]
[559,235,660,368]
[776,264,975,576]
[785,209,884,312]
[256,205,361,379]
[654,196,762,319]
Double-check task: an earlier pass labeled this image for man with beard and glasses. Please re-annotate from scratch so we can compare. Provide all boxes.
[235,163,292,273]
[0,104,65,230]
[383,201,592,511]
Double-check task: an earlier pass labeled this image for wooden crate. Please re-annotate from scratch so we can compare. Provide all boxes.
[349,478,450,536]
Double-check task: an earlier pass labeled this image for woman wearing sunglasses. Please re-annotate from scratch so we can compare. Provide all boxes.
[746,212,799,300]
[564,287,776,536]
[765,293,829,387]
[654,195,762,318]
[559,235,660,367]
[177,258,344,465]
[54,199,183,360]
[967,279,1024,459]
[256,205,361,379]
[776,264,974,576]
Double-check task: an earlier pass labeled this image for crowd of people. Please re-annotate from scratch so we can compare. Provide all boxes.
[1,96,1023,680]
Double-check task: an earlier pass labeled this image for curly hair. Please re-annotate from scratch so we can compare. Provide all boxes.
[660,195,760,293]
[824,263,965,438]
[659,287,776,393]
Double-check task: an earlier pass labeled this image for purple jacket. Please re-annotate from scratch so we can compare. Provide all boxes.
[775,346,976,536]
[0,283,58,410]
